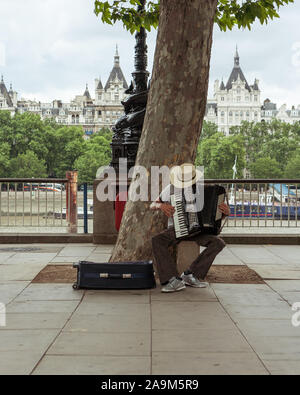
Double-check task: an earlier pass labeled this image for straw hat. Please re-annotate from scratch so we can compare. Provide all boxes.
[170,163,202,189]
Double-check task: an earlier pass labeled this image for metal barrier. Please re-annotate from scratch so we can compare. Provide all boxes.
[0,172,92,233]
[204,179,300,228]
[0,177,299,232]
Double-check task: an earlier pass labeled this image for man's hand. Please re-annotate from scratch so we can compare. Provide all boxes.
[160,203,175,218]
[219,202,230,217]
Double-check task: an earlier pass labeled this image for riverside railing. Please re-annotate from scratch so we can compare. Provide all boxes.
[0,172,91,233]
[205,179,300,229]
[0,178,299,233]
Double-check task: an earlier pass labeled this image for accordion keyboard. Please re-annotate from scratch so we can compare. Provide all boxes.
[171,191,189,239]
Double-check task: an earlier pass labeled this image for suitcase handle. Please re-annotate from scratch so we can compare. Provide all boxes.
[99,273,132,279]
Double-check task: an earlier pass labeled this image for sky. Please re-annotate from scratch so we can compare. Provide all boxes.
[0,0,300,107]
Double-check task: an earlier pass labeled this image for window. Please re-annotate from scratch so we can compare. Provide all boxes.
[246,111,250,118]
[254,95,258,102]
[245,96,249,102]
[237,87,241,94]
[237,96,241,102]
[221,97,225,101]
[98,110,102,115]
[240,111,243,117]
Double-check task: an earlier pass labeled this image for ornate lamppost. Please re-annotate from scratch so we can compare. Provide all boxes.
[110,0,150,174]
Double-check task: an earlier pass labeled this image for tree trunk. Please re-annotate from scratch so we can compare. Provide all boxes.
[110,0,218,262]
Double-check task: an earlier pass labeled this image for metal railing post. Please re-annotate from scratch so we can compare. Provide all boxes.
[83,183,88,234]
[66,170,78,233]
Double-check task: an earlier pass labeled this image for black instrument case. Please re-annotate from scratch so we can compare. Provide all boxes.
[72,260,156,290]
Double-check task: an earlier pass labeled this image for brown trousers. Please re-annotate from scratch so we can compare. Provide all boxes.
[152,228,226,284]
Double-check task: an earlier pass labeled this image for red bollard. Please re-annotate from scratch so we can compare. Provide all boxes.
[66,170,78,233]
[115,191,128,231]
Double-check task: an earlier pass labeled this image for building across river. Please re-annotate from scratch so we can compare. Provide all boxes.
[0,47,299,137]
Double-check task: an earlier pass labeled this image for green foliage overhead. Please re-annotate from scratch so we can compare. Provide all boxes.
[94,0,294,33]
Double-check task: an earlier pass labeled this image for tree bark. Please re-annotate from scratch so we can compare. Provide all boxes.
[110,0,218,262]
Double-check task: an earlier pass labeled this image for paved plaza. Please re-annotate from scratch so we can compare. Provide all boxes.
[0,243,300,375]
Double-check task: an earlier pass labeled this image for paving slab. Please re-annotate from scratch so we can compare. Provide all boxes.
[14,283,83,302]
[0,252,16,264]
[150,285,216,302]
[63,311,150,333]
[234,318,299,337]
[213,246,245,265]
[6,300,80,313]
[3,313,71,329]
[227,246,284,265]
[152,352,269,375]
[86,253,112,262]
[93,245,114,252]
[75,301,150,316]
[272,292,300,306]
[50,256,87,263]
[33,355,151,375]
[221,304,292,321]
[48,331,150,356]
[5,253,57,265]
[263,245,300,264]
[0,351,44,375]
[244,335,300,358]
[0,329,59,352]
[0,264,46,282]
[248,265,300,280]
[0,282,30,304]
[152,328,251,353]
[212,283,286,306]
[265,280,300,293]
[262,359,300,375]
[212,253,244,265]
[82,289,150,305]
[58,246,96,257]
[151,301,233,331]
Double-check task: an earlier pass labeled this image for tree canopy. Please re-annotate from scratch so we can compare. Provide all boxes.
[94,0,294,33]
[0,111,112,182]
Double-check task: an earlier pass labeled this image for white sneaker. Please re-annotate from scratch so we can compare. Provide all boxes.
[181,273,208,288]
[161,277,186,293]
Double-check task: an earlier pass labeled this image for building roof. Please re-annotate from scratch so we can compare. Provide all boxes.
[104,46,128,90]
[83,84,91,100]
[225,48,251,92]
[262,99,277,111]
[96,78,103,90]
[0,76,13,107]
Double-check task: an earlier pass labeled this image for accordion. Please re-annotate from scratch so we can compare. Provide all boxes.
[170,184,226,239]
